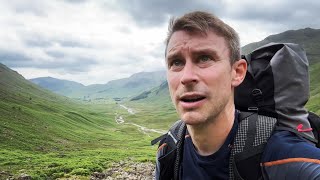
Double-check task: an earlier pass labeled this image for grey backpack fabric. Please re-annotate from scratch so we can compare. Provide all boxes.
[235,43,314,140]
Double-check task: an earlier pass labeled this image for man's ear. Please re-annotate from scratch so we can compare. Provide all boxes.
[231,59,247,87]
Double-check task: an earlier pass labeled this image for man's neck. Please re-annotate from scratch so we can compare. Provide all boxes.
[187,106,235,156]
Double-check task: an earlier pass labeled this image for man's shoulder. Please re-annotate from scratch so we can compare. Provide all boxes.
[262,130,320,161]
[261,130,320,179]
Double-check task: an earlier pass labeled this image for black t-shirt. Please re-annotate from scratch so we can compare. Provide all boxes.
[181,112,238,180]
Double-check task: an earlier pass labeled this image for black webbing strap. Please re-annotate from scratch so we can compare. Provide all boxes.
[243,112,258,151]
[173,122,187,180]
[151,133,167,145]
[233,112,265,180]
[151,120,183,146]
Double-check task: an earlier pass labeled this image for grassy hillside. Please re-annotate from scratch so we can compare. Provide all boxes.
[127,81,178,130]
[307,62,320,114]
[0,63,157,179]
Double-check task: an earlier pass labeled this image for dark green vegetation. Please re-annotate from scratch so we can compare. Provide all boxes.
[0,64,160,179]
[308,62,320,114]
[1,27,320,179]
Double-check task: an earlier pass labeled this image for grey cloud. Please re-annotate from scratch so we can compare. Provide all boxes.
[115,0,320,32]
[63,0,88,4]
[0,50,32,67]
[0,48,97,73]
[116,25,132,34]
[12,1,48,17]
[25,39,53,48]
[57,40,91,48]
[46,50,65,59]
[228,1,320,30]
[24,35,91,49]
[116,0,224,26]
[57,57,96,73]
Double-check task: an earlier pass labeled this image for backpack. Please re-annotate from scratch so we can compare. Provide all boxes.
[152,43,320,180]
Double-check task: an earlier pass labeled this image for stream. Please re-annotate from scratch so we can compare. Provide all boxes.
[115,105,166,135]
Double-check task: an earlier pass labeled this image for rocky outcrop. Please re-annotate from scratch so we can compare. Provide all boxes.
[90,161,155,180]
[18,173,32,180]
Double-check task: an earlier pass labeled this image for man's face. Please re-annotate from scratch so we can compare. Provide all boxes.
[166,30,237,125]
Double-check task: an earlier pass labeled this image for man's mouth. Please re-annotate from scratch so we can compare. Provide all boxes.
[180,94,206,103]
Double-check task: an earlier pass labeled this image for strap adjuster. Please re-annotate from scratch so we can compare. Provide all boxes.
[252,88,263,103]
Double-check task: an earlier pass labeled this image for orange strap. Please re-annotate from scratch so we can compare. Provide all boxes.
[157,143,167,152]
[262,158,320,167]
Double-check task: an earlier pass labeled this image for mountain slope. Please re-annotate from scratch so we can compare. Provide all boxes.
[0,63,113,151]
[0,63,156,178]
[30,77,85,96]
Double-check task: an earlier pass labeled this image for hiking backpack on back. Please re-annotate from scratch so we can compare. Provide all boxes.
[153,43,320,180]
[232,43,318,179]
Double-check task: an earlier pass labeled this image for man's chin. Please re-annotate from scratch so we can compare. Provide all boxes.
[180,112,206,125]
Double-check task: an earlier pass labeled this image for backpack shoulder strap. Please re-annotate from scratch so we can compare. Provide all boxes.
[151,120,185,145]
[173,122,187,180]
[153,120,186,180]
[230,111,277,180]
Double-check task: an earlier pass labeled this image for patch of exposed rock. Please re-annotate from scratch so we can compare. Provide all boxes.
[90,161,155,180]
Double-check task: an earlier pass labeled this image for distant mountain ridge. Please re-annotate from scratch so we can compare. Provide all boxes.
[30,77,85,96]
[29,70,166,99]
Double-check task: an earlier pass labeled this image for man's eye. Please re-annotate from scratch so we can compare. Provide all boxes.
[169,59,184,67]
[199,55,212,62]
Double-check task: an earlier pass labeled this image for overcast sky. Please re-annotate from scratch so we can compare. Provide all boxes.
[1,0,319,85]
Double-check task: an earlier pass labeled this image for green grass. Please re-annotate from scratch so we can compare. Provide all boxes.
[0,98,158,179]
[0,65,159,179]
[0,148,155,179]
[306,61,320,114]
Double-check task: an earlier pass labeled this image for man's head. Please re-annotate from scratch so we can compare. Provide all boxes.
[165,11,246,125]
[165,11,241,64]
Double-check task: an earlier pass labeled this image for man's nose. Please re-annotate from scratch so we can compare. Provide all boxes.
[180,62,198,85]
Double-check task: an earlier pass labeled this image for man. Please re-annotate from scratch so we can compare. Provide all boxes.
[156,11,320,180]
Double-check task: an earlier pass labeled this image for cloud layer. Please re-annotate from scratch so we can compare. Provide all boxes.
[0,0,319,85]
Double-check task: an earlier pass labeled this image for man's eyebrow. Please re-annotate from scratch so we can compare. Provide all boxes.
[166,51,181,61]
[193,48,217,54]
[193,48,219,58]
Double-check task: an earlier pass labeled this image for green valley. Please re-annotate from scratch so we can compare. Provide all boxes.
[0,64,163,179]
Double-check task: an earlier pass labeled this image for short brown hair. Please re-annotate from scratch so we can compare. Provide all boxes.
[165,11,241,64]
